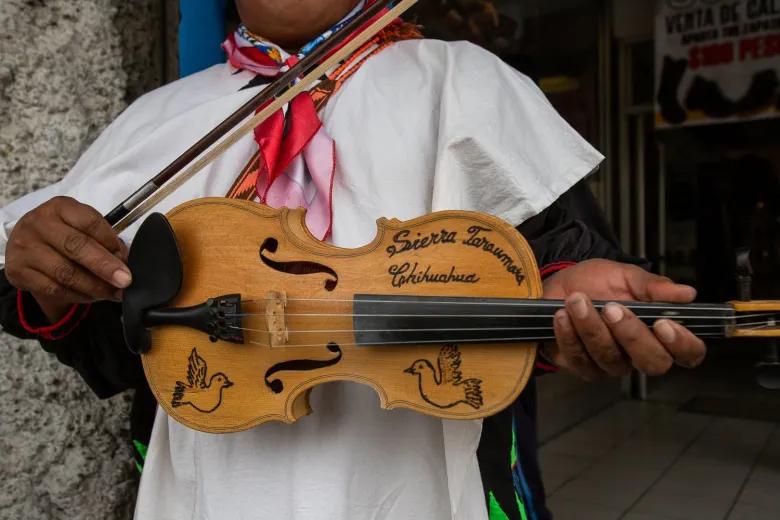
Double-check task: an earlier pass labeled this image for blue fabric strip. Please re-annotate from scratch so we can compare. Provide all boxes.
[512,411,539,520]
[178,0,228,77]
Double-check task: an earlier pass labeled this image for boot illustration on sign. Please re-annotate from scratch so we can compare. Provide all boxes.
[656,55,688,125]
[686,75,736,119]
[736,69,780,114]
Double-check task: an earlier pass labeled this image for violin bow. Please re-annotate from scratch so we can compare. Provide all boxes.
[105,0,418,233]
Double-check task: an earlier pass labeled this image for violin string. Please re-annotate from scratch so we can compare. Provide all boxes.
[232,317,780,335]
[225,311,780,321]
[736,312,780,320]
[235,325,559,333]
[227,317,779,338]
[737,320,780,330]
[230,323,734,334]
[247,332,729,349]
[739,319,780,327]
[248,337,562,347]
[237,297,737,312]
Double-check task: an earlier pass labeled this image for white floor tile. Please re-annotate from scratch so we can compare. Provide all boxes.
[546,496,622,520]
[728,426,780,515]
[554,463,663,510]
[539,451,592,494]
[727,502,780,520]
[621,513,675,520]
[629,416,774,519]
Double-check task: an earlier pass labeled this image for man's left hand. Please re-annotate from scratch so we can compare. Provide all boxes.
[541,259,706,381]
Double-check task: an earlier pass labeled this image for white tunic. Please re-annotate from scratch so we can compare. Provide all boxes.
[0,39,603,519]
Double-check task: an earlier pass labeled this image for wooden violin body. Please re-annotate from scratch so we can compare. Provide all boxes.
[134,198,542,433]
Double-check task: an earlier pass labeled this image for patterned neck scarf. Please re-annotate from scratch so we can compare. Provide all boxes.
[227,0,367,74]
[221,1,386,240]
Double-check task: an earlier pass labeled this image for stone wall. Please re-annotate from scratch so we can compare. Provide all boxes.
[0,1,166,518]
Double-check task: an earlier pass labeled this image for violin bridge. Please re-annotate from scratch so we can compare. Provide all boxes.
[266,290,289,347]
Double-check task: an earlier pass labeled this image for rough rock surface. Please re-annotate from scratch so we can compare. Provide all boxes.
[0,1,163,518]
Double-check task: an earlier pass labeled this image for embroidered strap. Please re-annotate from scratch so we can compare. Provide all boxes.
[310,22,422,110]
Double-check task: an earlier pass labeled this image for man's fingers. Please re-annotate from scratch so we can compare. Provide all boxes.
[653,319,706,368]
[21,267,94,304]
[553,309,602,381]
[5,196,128,306]
[566,293,631,377]
[620,264,696,303]
[645,278,697,303]
[26,244,122,301]
[602,303,674,376]
[116,238,129,262]
[37,222,131,289]
[55,198,122,254]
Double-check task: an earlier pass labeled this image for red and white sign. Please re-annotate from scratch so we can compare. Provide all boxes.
[655,0,780,127]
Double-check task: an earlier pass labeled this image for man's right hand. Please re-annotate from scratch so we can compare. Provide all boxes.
[5,196,131,309]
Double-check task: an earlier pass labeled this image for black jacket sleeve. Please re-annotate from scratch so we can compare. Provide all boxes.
[517,179,647,269]
[0,273,144,398]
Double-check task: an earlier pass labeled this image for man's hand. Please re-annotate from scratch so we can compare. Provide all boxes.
[5,197,131,316]
[541,259,706,381]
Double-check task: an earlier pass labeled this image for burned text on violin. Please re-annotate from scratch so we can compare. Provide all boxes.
[384,224,525,288]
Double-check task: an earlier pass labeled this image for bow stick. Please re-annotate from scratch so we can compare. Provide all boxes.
[106,0,418,233]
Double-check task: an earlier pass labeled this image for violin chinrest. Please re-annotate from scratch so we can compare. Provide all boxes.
[122,213,183,354]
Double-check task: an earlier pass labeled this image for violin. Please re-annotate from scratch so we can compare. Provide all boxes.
[121,198,780,433]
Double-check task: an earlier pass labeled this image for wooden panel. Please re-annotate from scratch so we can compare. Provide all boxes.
[731,329,780,338]
[730,300,780,312]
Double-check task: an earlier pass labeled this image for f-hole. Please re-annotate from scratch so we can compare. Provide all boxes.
[259,237,338,291]
[264,342,343,393]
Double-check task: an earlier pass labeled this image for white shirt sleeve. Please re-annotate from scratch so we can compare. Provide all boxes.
[428,41,604,225]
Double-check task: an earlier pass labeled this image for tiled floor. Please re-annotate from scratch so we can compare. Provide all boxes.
[538,349,780,520]
[540,401,780,519]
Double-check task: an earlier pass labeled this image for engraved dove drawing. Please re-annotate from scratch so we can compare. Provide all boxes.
[404,345,483,409]
[171,348,233,413]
